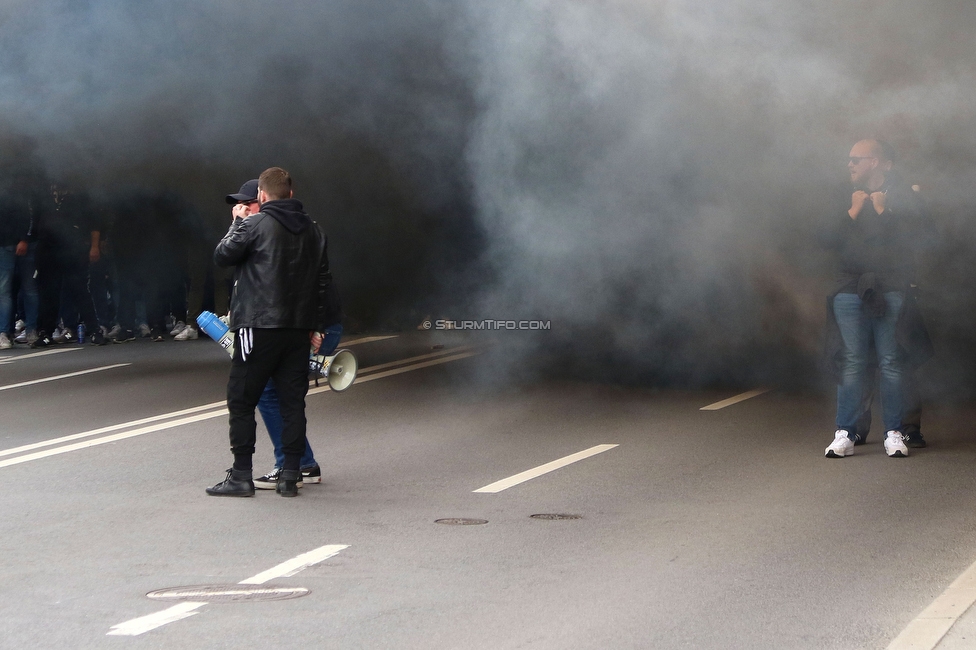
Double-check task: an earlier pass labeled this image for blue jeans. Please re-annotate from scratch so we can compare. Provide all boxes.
[258,379,317,469]
[255,324,343,469]
[0,244,38,334]
[834,292,904,433]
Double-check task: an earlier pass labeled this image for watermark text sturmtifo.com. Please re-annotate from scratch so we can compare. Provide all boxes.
[422,319,551,331]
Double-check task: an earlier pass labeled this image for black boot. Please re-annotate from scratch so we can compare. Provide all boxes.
[206,468,255,497]
[276,469,301,497]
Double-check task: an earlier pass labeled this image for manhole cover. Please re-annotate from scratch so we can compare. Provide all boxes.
[146,585,310,603]
[530,514,583,520]
[435,518,488,525]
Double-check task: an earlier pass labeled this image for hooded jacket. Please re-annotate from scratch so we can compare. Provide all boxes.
[214,198,341,330]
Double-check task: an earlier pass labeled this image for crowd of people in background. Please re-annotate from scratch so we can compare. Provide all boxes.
[0,170,227,350]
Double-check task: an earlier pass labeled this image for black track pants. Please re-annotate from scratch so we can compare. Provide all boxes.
[226,327,309,459]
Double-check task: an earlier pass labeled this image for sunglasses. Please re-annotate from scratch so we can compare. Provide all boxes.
[849,156,876,165]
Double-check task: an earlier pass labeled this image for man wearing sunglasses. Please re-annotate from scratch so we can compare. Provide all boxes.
[822,140,933,459]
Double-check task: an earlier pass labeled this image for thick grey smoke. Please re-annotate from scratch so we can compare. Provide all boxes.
[0,0,480,327]
[459,1,976,392]
[2,1,976,392]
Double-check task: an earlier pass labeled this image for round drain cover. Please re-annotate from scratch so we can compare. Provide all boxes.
[146,584,310,603]
[530,514,583,520]
[435,518,488,525]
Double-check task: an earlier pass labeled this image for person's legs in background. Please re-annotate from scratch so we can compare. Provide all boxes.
[15,242,39,341]
[0,246,15,347]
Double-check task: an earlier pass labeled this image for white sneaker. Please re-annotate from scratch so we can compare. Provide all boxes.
[0,332,11,350]
[884,431,909,458]
[138,323,151,338]
[13,319,24,334]
[169,321,186,336]
[107,324,122,339]
[825,430,854,458]
[174,325,198,340]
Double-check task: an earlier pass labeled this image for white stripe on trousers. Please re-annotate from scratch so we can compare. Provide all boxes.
[240,327,254,361]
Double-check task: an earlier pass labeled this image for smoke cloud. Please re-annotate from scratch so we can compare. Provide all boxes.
[2,1,976,392]
[460,0,976,392]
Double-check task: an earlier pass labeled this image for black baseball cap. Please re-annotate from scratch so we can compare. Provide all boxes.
[225,179,259,204]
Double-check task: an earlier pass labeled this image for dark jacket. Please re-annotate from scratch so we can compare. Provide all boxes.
[214,198,341,331]
[821,176,935,378]
[0,195,32,248]
[819,173,932,294]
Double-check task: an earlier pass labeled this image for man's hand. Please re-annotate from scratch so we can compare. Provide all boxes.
[90,231,101,263]
[849,191,870,220]
[232,204,249,220]
[869,191,886,214]
[310,331,323,352]
[14,241,27,256]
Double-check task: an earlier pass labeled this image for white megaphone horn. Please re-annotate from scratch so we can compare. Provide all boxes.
[309,348,358,392]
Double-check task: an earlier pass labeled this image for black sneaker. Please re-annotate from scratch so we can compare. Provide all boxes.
[904,432,927,448]
[301,465,321,484]
[53,327,74,344]
[254,468,280,490]
[89,330,108,346]
[276,469,302,497]
[206,468,255,497]
[253,467,303,490]
[30,330,54,348]
[150,328,165,342]
[113,329,136,343]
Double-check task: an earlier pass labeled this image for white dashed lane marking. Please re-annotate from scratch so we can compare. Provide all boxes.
[341,335,399,346]
[473,444,619,493]
[699,388,770,411]
[0,363,130,392]
[107,544,349,636]
[0,348,83,364]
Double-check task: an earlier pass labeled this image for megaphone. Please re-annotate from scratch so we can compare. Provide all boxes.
[309,348,358,392]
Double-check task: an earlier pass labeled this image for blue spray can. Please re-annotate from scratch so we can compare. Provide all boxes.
[196,311,235,357]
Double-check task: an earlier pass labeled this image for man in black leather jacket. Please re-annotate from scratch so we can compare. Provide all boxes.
[206,167,336,497]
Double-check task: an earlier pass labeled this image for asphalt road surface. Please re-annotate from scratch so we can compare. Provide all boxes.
[2,332,976,650]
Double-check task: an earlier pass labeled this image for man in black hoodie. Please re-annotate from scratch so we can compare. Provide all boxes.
[207,167,334,498]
